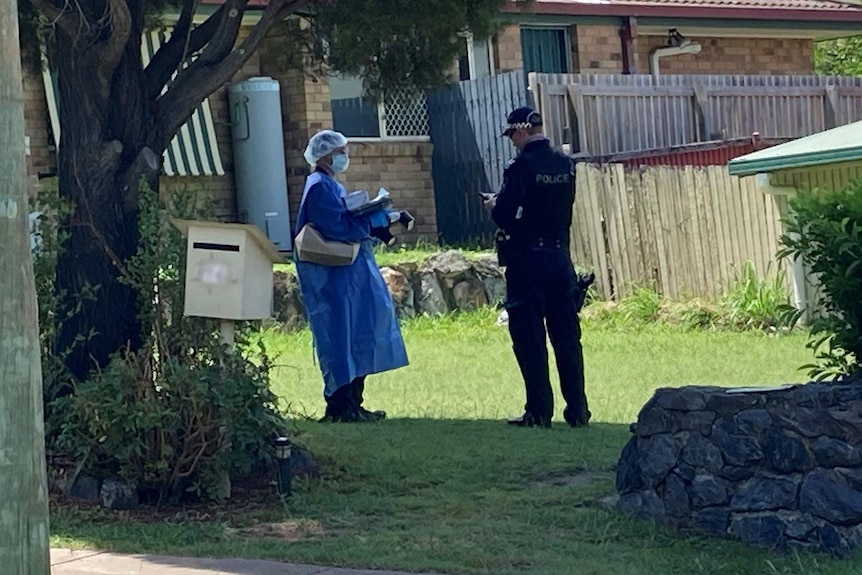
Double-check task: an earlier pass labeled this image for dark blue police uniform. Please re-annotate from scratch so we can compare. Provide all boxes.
[492,107,591,428]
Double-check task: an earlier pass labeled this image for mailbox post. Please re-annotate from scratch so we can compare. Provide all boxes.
[172,219,284,349]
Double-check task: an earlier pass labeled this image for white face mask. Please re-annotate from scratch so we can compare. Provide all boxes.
[331,152,350,173]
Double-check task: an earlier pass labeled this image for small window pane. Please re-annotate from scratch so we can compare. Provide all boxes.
[329,74,380,138]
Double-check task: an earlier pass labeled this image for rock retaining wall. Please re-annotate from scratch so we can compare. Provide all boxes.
[616,382,862,556]
[274,251,506,329]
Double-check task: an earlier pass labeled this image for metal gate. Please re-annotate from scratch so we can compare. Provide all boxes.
[426,71,529,247]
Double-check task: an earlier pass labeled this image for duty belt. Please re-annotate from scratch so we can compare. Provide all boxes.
[530,237,564,249]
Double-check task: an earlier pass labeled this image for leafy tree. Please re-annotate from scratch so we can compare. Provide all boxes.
[18,0,519,381]
[815,35,862,76]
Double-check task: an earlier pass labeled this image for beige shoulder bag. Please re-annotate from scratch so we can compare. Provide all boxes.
[294,223,360,266]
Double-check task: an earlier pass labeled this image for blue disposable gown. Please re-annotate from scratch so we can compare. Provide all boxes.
[294,169,409,397]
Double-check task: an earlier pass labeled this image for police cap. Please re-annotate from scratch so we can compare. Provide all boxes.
[501,106,543,137]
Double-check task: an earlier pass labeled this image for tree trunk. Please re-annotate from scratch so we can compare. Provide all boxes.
[0,0,52,569]
[39,0,294,380]
[54,165,151,381]
[52,30,160,382]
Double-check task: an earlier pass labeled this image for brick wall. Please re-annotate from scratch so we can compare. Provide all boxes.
[494,24,523,73]
[160,176,238,219]
[338,142,437,241]
[635,35,815,75]
[577,25,623,74]
[565,25,818,76]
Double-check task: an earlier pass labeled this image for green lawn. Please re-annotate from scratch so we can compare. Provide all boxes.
[50,308,862,575]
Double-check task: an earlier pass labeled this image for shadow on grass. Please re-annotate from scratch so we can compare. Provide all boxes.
[49,418,859,575]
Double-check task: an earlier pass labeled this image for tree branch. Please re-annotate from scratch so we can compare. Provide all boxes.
[98,0,133,77]
[153,0,311,153]
[195,0,248,66]
[28,0,85,39]
[143,0,226,101]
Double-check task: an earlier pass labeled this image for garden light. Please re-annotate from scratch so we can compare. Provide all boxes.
[274,436,292,498]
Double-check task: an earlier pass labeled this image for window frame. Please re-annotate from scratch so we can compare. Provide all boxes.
[519,25,574,75]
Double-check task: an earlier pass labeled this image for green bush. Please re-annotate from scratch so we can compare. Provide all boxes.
[618,285,663,324]
[718,261,797,331]
[38,183,287,504]
[778,184,862,380]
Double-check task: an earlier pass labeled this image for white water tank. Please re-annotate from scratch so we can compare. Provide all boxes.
[228,77,292,252]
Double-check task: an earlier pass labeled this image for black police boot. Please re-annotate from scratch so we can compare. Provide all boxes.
[507,412,551,429]
[397,210,415,231]
[564,407,591,428]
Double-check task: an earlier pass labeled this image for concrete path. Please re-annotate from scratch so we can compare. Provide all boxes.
[51,549,443,575]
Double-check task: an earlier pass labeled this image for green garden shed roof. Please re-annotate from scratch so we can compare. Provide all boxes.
[728,120,862,177]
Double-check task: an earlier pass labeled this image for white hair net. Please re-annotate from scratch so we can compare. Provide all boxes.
[303,130,349,166]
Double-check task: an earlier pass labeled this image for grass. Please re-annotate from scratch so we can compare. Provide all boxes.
[49,307,862,575]
[266,307,807,424]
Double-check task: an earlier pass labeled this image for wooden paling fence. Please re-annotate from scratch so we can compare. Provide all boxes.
[530,72,862,156]
[571,163,792,301]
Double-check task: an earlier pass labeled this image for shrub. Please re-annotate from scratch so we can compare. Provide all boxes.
[778,184,862,380]
[581,265,797,333]
[718,261,798,331]
[39,182,287,504]
[618,285,663,324]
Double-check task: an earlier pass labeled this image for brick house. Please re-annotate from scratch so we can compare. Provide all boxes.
[493,0,862,77]
[22,0,862,244]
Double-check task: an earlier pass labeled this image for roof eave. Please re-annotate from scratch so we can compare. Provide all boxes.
[728,147,862,176]
[502,2,862,23]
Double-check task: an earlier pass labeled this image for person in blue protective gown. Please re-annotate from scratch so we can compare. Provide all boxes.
[294,130,409,423]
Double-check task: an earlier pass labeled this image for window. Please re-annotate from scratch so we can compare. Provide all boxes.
[328,73,430,140]
[457,34,495,81]
[520,27,571,74]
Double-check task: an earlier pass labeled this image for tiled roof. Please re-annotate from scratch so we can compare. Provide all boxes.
[521,0,862,20]
[582,0,861,9]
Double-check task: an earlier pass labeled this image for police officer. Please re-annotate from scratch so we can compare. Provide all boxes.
[484,106,591,429]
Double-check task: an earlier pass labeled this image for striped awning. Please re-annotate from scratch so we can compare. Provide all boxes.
[42,28,225,177]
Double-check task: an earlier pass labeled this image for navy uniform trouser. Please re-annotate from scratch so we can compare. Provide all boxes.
[504,247,588,422]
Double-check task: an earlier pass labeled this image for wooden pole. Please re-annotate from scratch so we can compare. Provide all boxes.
[0,0,52,571]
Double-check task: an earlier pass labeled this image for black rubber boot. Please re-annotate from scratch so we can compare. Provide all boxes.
[320,384,361,423]
[352,377,386,422]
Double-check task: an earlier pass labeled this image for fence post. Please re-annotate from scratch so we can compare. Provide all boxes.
[566,85,589,156]
[377,100,388,138]
[824,86,839,129]
[692,83,710,140]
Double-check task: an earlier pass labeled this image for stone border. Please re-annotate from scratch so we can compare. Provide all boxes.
[273,251,506,329]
